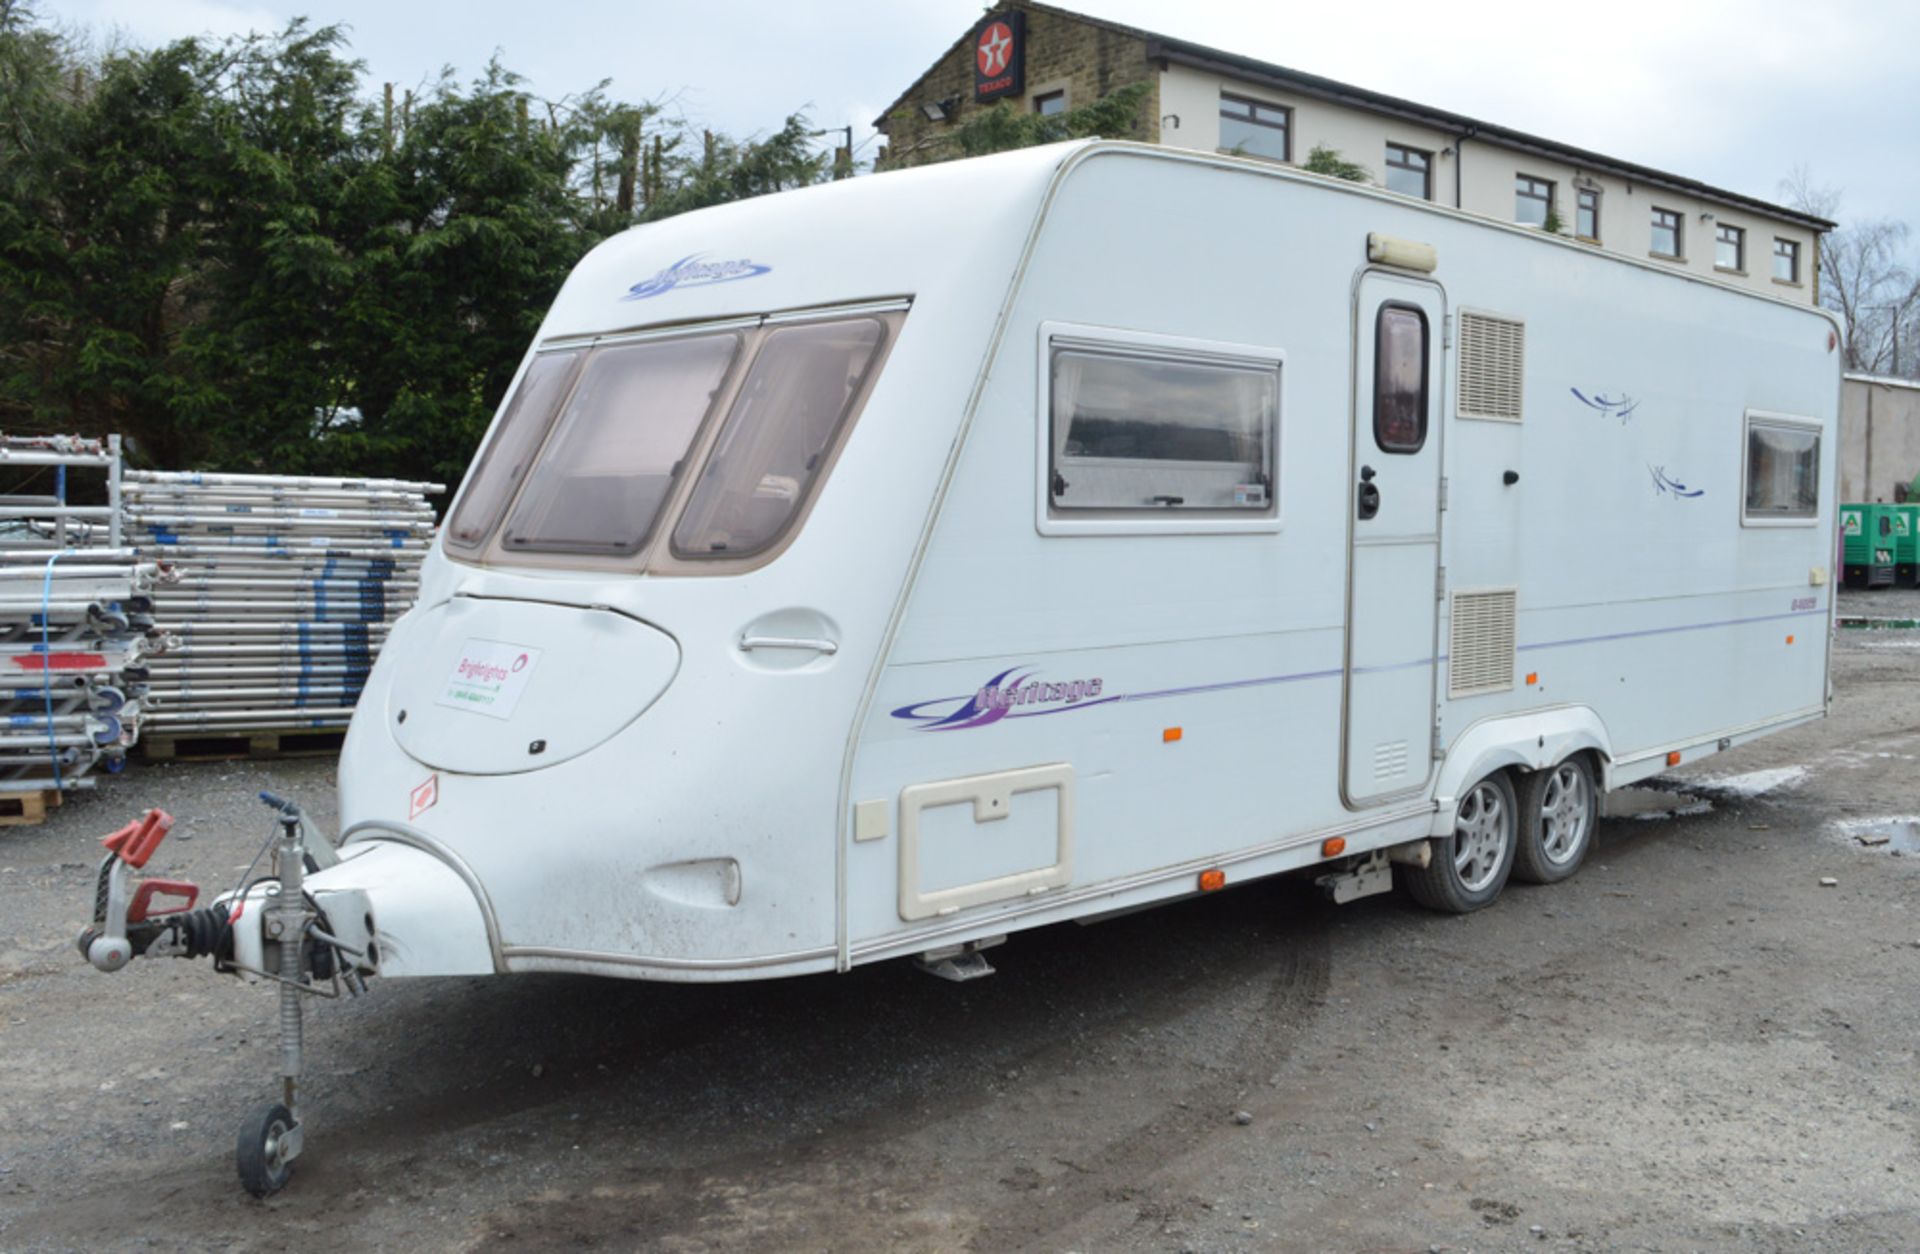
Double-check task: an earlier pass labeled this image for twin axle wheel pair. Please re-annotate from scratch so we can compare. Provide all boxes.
[1401,755,1599,914]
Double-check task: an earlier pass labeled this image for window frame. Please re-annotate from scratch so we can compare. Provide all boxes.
[1373,302,1431,454]
[445,302,907,575]
[1035,321,1286,538]
[1218,92,1292,163]
[1650,207,1683,259]
[1383,143,1432,200]
[1575,187,1601,243]
[1773,237,1801,284]
[1740,410,1823,529]
[1031,87,1067,116]
[1715,222,1746,273]
[1514,174,1554,227]
[667,315,892,563]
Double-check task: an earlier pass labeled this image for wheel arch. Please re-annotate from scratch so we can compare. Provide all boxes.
[1428,705,1614,836]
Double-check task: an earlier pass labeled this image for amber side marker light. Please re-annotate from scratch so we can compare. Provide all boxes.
[1786,635,1795,645]
[1163,726,1183,743]
[1198,868,1226,892]
[1525,671,1539,685]
[1667,751,1683,766]
[1321,836,1347,858]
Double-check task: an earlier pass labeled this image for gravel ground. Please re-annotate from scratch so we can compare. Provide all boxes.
[2,595,1918,1252]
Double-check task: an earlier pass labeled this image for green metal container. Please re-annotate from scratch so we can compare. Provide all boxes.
[1842,503,1896,589]
[1896,504,1920,586]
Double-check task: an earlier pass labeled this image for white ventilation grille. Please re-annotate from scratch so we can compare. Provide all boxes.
[1449,589,1517,698]
[1457,312,1526,422]
[1372,740,1410,783]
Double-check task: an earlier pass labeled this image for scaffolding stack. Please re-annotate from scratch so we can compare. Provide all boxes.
[0,436,167,801]
[123,470,443,749]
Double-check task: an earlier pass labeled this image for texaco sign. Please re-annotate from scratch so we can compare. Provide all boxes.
[973,11,1026,101]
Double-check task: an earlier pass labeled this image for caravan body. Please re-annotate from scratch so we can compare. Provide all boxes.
[301,140,1838,982]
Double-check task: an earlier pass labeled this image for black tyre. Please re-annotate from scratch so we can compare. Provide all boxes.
[236,1101,296,1198]
[1402,771,1517,913]
[1512,754,1599,884]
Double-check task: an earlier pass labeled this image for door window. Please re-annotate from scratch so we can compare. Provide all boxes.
[1373,303,1429,454]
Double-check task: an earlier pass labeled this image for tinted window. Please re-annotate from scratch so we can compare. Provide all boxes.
[446,350,583,551]
[671,318,887,559]
[501,334,741,555]
[1744,420,1820,520]
[1051,347,1277,511]
[1374,304,1429,453]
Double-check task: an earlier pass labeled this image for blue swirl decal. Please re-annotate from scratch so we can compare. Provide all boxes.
[622,253,772,301]
[1571,388,1640,423]
[1649,464,1704,498]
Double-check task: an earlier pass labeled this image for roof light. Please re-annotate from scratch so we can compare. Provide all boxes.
[1367,232,1437,273]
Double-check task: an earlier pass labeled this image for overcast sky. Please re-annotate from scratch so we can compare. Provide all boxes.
[49,0,1918,226]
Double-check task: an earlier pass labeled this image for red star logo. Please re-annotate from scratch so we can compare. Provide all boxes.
[977,22,1013,76]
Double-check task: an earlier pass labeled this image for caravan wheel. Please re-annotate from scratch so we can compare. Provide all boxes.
[1513,755,1597,884]
[1402,772,1517,913]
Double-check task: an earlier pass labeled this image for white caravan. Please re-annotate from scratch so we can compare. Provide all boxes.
[80,140,1841,1193]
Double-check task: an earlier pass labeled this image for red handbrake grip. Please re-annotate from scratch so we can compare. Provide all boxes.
[128,879,199,923]
[101,809,174,869]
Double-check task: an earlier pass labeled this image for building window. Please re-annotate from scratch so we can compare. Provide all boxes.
[1743,415,1821,524]
[1774,237,1801,283]
[1033,89,1066,117]
[1716,223,1745,272]
[1050,343,1278,512]
[1219,93,1290,162]
[1514,175,1553,228]
[1650,208,1682,259]
[1382,144,1431,200]
[1576,187,1601,241]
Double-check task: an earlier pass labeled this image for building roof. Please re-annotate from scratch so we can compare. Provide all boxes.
[1847,373,1920,391]
[878,1,1835,233]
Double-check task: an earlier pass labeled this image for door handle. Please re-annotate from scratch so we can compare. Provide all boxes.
[1357,466,1380,521]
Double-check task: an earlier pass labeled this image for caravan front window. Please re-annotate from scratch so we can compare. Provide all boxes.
[1049,345,1277,512]
[500,333,743,555]
[671,317,888,558]
[446,350,584,551]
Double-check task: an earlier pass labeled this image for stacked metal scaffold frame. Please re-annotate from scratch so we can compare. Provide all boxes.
[124,470,443,745]
[0,435,169,794]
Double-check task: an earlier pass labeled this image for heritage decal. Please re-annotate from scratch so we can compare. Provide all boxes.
[892,666,1110,731]
[622,254,771,301]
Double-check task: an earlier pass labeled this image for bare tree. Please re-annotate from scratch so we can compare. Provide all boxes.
[1782,165,1920,377]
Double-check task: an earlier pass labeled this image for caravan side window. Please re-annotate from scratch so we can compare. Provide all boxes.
[1742,413,1821,525]
[1049,343,1277,513]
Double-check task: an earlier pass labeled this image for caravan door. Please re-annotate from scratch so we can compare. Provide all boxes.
[1342,271,1445,805]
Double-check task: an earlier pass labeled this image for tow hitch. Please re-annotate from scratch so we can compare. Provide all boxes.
[76,791,377,1197]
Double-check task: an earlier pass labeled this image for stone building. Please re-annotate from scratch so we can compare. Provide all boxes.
[875,2,1831,305]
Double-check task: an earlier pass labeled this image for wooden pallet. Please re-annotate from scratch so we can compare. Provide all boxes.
[139,728,348,763]
[0,788,62,826]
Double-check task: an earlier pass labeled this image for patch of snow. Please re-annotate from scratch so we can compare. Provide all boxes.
[1691,765,1809,797]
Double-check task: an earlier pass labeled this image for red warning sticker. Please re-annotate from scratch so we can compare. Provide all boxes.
[409,773,439,820]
